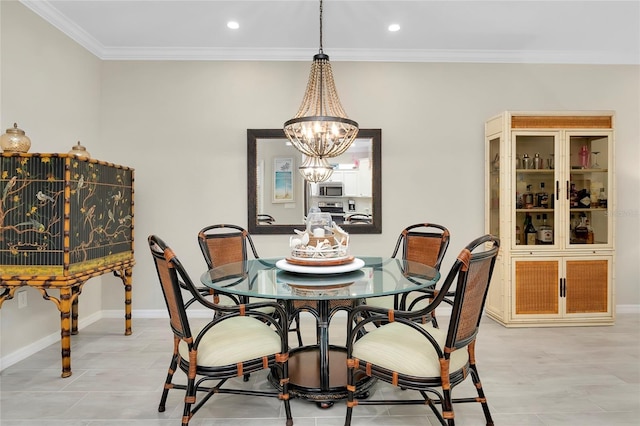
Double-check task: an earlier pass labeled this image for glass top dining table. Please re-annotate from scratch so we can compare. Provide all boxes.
[200,256,440,407]
[200,256,439,301]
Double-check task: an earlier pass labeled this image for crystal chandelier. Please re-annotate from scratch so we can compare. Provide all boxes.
[298,155,334,183]
[284,0,359,166]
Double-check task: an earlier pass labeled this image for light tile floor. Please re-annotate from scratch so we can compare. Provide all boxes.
[1,313,639,425]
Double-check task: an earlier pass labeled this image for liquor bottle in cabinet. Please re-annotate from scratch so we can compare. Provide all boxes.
[537,214,553,245]
[484,111,615,327]
[598,188,608,208]
[524,214,536,245]
[536,182,549,208]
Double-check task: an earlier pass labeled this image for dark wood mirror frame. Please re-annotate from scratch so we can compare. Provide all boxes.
[247,128,381,235]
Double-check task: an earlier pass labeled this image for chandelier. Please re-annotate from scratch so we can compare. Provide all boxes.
[284,0,359,176]
[298,155,334,183]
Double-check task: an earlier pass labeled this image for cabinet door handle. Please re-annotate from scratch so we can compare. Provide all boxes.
[556,180,560,200]
[559,278,563,297]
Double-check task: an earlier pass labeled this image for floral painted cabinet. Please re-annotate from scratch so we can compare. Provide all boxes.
[0,152,134,377]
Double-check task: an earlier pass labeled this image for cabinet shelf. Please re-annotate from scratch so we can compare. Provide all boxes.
[515,207,608,213]
[569,207,607,212]
[515,169,554,173]
[570,168,608,173]
[516,208,554,213]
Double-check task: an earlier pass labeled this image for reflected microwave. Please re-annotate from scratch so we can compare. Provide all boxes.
[318,182,343,197]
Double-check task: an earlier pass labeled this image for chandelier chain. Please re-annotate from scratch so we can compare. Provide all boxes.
[319,0,324,54]
[283,0,359,170]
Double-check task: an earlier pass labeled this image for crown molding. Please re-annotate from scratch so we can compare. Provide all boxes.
[21,0,104,58]
[21,0,639,64]
[96,47,640,65]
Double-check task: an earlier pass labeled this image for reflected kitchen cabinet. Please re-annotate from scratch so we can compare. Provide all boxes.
[357,158,372,197]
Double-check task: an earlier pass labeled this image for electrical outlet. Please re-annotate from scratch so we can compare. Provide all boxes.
[17,290,28,309]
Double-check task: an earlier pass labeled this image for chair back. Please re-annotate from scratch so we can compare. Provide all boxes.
[198,224,259,269]
[442,235,500,351]
[257,214,275,224]
[347,213,372,224]
[148,235,193,341]
[391,223,450,270]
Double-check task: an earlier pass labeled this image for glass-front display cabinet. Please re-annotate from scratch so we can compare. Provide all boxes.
[484,112,615,327]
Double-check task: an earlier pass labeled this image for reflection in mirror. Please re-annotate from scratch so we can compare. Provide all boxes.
[248,129,381,235]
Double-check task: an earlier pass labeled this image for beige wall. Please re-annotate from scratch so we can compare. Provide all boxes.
[2,1,639,365]
[0,1,103,360]
[99,60,640,310]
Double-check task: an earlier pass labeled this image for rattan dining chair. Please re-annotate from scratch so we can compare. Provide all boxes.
[148,235,293,426]
[257,214,276,224]
[197,224,304,347]
[344,234,500,426]
[367,223,451,325]
[391,223,450,268]
[197,224,259,306]
[346,213,372,224]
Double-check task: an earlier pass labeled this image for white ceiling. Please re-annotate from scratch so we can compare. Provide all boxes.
[20,0,640,64]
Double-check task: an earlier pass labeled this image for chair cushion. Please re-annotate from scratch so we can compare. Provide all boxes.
[214,296,276,314]
[352,321,468,377]
[366,294,433,311]
[252,298,277,314]
[179,316,281,366]
[365,295,395,309]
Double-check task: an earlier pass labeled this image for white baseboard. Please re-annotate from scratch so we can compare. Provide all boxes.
[0,310,103,371]
[616,305,639,314]
[2,305,639,372]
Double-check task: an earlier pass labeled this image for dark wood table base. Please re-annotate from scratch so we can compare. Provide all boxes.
[269,344,376,407]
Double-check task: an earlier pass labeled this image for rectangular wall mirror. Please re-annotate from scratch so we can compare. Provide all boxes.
[247,128,381,234]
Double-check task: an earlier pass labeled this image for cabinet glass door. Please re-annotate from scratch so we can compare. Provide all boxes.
[566,132,611,247]
[513,132,558,248]
[488,136,500,238]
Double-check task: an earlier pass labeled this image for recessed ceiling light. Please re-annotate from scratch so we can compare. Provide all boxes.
[388,24,400,32]
[227,21,239,30]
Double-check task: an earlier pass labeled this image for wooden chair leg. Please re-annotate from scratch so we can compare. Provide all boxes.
[182,372,197,426]
[345,360,355,426]
[159,338,180,412]
[468,341,494,425]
